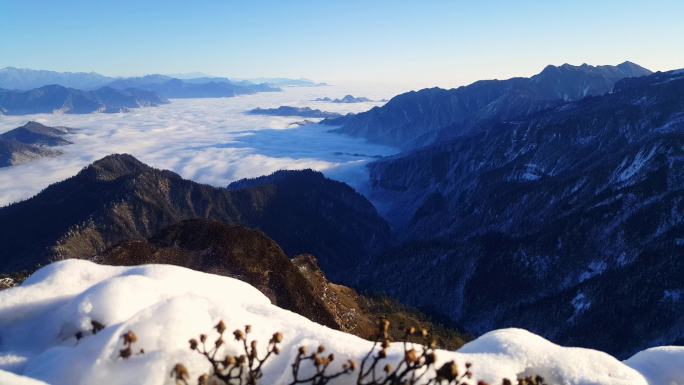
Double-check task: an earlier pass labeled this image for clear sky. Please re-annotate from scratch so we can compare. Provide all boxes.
[1,0,683,89]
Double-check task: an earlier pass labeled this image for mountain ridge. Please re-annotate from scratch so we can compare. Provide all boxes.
[323,61,652,149]
[351,68,684,358]
[0,84,168,115]
[0,154,392,280]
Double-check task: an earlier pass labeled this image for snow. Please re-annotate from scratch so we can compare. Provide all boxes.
[616,145,657,183]
[0,260,682,385]
[625,346,684,385]
[570,292,592,316]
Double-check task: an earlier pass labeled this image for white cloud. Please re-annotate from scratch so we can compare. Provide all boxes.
[0,86,398,206]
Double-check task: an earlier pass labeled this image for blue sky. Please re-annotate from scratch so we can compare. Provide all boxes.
[1,0,683,88]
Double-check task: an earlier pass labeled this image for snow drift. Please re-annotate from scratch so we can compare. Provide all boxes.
[0,260,681,385]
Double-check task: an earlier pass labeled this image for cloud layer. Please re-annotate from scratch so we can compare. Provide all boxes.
[0,86,398,206]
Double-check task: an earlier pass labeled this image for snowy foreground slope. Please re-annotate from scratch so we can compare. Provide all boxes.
[0,260,681,385]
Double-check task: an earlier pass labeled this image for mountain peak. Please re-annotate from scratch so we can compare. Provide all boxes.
[85,153,151,181]
[21,121,49,130]
[616,60,652,76]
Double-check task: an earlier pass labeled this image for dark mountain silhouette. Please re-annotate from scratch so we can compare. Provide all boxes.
[227,169,392,277]
[0,85,168,114]
[0,155,391,280]
[323,62,652,149]
[351,69,684,358]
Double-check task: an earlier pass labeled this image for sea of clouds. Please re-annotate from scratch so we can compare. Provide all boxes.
[0,85,401,206]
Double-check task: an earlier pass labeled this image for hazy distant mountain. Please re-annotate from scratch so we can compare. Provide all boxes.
[0,67,112,90]
[106,75,279,98]
[247,106,342,118]
[246,77,327,87]
[0,85,168,115]
[0,68,280,99]
[315,95,375,103]
[0,121,72,167]
[1,121,71,146]
[324,61,652,149]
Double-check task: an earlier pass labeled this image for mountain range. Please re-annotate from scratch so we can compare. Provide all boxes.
[0,85,168,114]
[0,67,309,91]
[0,68,284,114]
[323,61,652,149]
[104,75,278,98]
[348,67,684,358]
[1,62,683,360]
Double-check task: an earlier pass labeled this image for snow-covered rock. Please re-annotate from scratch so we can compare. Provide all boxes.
[0,260,681,385]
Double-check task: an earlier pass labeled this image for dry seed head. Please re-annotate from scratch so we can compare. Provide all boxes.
[215,320,226,334]
[171,363,189,380]
[233,329,245,341]
[224,356,237,367]
[189,338,198,350]
[245,324,252,334]
[317,345,325,353]
[122,330,137,344]
[405,349,418,363]
[198,374,209,385]
[199,334,207,343]
[436,360,458,381]
[383,363,392,373]
[379,319,390,333]
[272,332,283,343]
[298,346,307,355]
